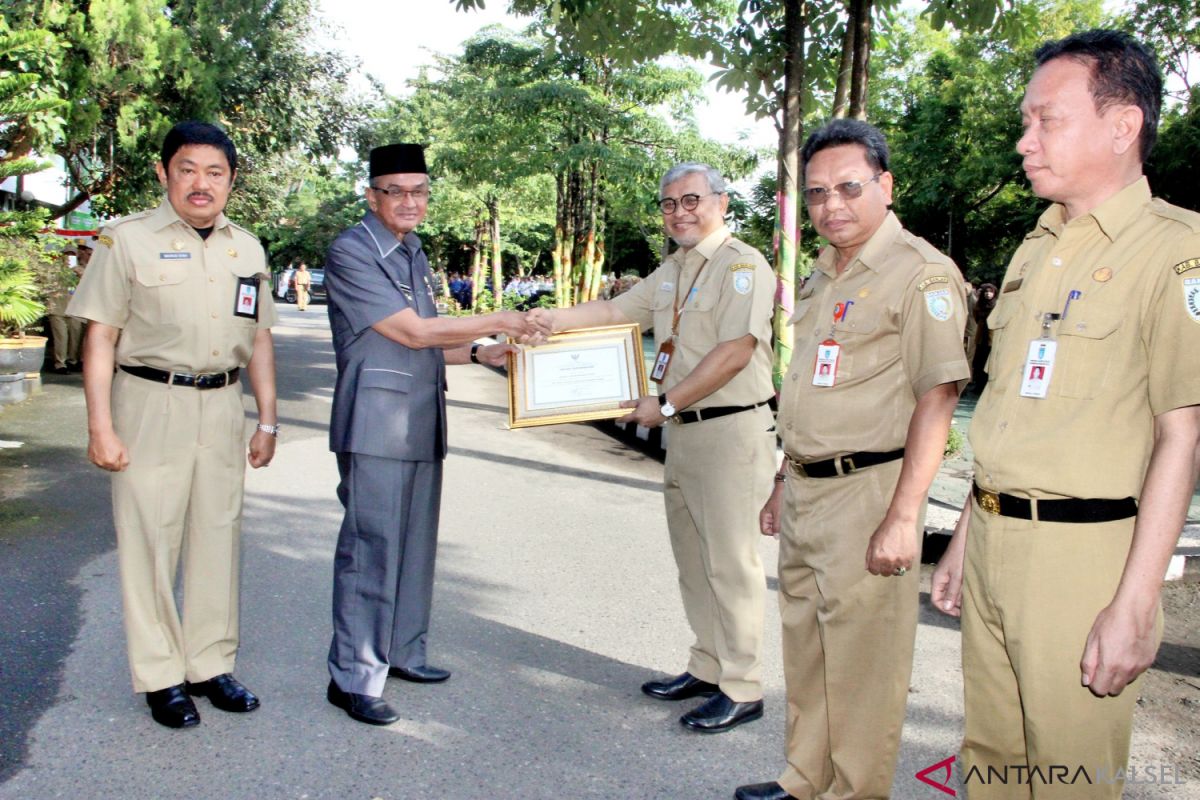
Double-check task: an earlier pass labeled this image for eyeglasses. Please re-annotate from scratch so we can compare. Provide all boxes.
[802,174,882,205]
[371,185,430,201]
[657,192,720,214]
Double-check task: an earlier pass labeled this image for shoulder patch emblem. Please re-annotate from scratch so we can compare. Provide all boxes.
[1184,277,1200,323]
[925,288,953,322]
[917,276,949,291]
[729,262,756,272]
[1174,258,1200,275]
[97,234,114,248]
[733,271,753,295]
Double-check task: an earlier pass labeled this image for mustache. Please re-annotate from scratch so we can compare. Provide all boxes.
[188,192,214,201]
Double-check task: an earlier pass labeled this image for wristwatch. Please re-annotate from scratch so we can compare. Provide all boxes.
[659,393,676,417]
[256,423,279,437]
[470,343,481,364]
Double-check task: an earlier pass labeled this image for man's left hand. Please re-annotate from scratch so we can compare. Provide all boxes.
[865,514,918,576]
[617,395,668,428]
[478,342,517,367]
[1080,599,1159,696]
[248,429,276,468]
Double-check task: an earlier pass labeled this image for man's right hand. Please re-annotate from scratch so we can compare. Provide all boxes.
[89,429,130,472]
[760,482,783,536]
[526,307,555,336]
[494,310,530,339]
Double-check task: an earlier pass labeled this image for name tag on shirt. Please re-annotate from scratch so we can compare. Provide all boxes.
[234,277,259,320]
[1019,339,1056,398]
[160,252,191,260]
[812,340,840,387]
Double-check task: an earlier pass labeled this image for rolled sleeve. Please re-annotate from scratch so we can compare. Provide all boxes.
[324,238,410,335]
[65,232,130,328]
[900,264,971,399]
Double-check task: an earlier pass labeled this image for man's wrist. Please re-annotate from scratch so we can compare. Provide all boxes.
[256,423,280,436]
[470,343,482,364]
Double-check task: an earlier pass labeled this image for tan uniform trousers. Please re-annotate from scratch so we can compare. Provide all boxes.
[663,403,775,702]
[777,458,922,800]
[296,286,310,311]
[110,370,247,693]
[49,313,83,368]
[960,498,1160,800]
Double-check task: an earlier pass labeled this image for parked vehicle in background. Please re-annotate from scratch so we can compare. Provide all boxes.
[284,268,326,304]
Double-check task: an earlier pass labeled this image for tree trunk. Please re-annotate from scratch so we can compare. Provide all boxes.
[487,194,502,308]
[552,172,567,307]
[848,0,872,119]
[831,0,855,119]
[773,0,807,392]
[470,214,484,313]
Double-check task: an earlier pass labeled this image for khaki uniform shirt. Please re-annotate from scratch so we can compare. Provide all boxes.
[68,200,277,373]
[778,212,970,460]
[611,226,775,407]
[971,178,1200,500]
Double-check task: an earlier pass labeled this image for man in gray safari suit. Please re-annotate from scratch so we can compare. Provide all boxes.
[323,143,529,726]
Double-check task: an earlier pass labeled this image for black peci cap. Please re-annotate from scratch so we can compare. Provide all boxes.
[369,143,428,178]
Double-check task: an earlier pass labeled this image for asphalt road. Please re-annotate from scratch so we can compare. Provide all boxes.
[0,304,1186,800]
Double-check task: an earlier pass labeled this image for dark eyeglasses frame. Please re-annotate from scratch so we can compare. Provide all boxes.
[657,191,720,214]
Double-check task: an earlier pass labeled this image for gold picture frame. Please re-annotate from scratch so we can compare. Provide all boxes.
[507,323,648,429]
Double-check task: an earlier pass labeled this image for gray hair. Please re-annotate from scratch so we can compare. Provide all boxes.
[659,162,728,196]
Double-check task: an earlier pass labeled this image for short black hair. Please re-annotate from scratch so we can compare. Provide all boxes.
[1034,29,1162,162]
[160,120,238,173]
[801,118,890,173]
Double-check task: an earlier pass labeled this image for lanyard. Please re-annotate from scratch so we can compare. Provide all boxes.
[670,235,729,338]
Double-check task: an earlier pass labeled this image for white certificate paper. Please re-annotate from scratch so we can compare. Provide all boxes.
[526,342,630,410]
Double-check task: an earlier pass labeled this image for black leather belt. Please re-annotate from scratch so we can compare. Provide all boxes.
[674,399,771,425]
[120,364,240,390]
[973,483,1137,523]
[785,448,904,478]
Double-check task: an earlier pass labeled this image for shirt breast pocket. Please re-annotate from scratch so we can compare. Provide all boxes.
[1054,309,1122,399]
[984,295,1023,380]
[831,311,881,377]
[133,261,189,323]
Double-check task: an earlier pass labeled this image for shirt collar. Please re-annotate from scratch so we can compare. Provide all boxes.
[814,211,901,278]
[148,199,231,236]
[360,211,421,259]
[1032,176,1151,242]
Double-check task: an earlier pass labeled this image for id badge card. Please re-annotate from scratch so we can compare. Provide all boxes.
[812,339,840,387]
[1019,339,1057,398]
[234,276,259,320]
[651,339,675,384]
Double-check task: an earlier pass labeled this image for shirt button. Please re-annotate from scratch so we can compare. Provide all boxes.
[1051,257,1062,266]
[212,350,220,356]
[159,274,167,281]
[786,422,794,430]
[209,277,216,283]
[211,313,219,319]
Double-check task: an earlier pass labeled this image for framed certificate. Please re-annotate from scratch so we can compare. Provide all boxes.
[508,323,649,429]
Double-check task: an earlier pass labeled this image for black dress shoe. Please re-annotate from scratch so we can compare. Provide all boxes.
[641,671,719,701]
[326,680,401,725]
[680,692,763,733]
[145,684,200,729]
[185,673,260,712]
[734,782,796,800]
[388,664,451,683]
